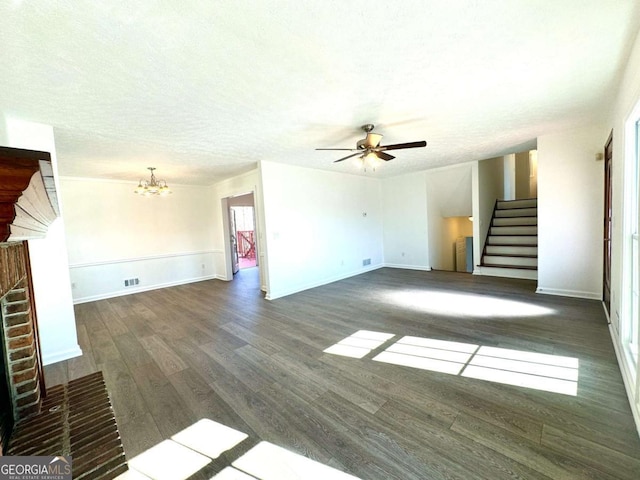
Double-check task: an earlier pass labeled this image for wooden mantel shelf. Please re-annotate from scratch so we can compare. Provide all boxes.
[0,146,60,243]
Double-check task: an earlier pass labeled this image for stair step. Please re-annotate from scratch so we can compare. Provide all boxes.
[482,255,537,267]
[487,235,537,245]
[490,225,537,236]
[481,262,538,270]
[494,207,537,218]
[493,216,537,226]
[485,245,538,256]
[497,198,537,209]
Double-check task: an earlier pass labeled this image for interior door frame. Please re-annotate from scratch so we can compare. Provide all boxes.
[603,130,613,318]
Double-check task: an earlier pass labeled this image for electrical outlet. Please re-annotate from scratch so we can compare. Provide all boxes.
[362,258,371,266]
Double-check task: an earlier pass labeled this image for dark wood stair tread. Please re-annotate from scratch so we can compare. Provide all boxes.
[484,253,538,258]
[481,263,538,270]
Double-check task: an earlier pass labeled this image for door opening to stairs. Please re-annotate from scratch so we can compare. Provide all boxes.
[480,198,538,280]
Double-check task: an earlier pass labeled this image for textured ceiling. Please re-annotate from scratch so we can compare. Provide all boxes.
[1,1,639,185]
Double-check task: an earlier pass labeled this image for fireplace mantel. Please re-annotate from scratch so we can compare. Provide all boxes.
[0,146,60,243]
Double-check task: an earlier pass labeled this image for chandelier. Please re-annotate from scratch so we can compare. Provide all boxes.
[134,167,172,196]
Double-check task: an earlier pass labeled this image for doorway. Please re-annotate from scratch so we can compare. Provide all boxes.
[231,205,257,270]
[227,193,258,276]
[603,131,613,317]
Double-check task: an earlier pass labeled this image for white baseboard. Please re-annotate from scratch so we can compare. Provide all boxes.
[383,263,432,271]
[535,287,601,300]
[607,321,640,438]
[42,345,83,366]
[73,275,218,304]
[266,264,384,300]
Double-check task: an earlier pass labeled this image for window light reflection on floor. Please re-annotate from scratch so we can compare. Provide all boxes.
[384,290,555,318]
[324,331,580,396]
[373,336,478,375]
[118,418,363,480]
[229,441,361,480]
[323,330,394,358]
[462,346,579,396]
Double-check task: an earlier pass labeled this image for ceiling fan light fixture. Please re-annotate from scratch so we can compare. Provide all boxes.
[316,123,426,168]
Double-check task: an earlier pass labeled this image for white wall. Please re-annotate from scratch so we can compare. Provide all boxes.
[60,177,216,303]
[425,164,473,270]
[260,161,383,300]
[1,117,81,365]
[473,156,503,271]
[536,124,606,299]
[381,172,430,270]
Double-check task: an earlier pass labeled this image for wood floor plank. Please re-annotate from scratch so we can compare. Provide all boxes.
[138,334,188,376]
[540,424,640,480]
[375,399,552,480]
[167,367,257,439]
[112,332,155,370]
[44,268,640,480]
[129,362,196,438]
[451,412,620,480]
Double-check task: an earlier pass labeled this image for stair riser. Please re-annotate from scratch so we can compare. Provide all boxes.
[487,235,537,245]
[485,246,537,256]
[483,256,537,267]
[490,226,537,236]
[479,266,538,280]
[497,199,537,209]
[495,208,537,218]
[493,217,537,226]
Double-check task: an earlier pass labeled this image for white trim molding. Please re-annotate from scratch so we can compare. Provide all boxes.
[535,287,601,300]
[383,264,432,271]
[608,322,640,437]
[69,251,218,304]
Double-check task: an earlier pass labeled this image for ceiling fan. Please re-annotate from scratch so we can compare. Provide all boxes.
[316,124,427,164]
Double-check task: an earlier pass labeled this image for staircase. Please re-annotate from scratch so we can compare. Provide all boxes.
[480,198,537,280]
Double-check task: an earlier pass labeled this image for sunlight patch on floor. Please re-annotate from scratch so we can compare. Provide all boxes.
[119,419,362,480]
[462,346,579,395]
[171,418,249,459]
[384,290,555,317]
[323,330,394,358]
[230,441,361,480]
[127,439,211,480]
[327,331,579,396]
[373,336,478,374]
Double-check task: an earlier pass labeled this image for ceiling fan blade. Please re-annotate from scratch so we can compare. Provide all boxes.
[316,148,359,151]
[333,152,363,163]
[376,151,395,161]
[378,140,427,151]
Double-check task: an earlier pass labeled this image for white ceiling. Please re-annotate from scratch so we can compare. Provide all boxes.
[1,1,639,185]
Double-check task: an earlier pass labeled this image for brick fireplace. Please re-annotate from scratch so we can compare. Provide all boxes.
[0,147,128,478]
[0,146,58,453]
[0,242,44,453]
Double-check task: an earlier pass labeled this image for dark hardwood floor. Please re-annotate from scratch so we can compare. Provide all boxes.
[45,268,640,479]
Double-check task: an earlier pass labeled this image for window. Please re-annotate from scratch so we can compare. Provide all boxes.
[622,116,640,374]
